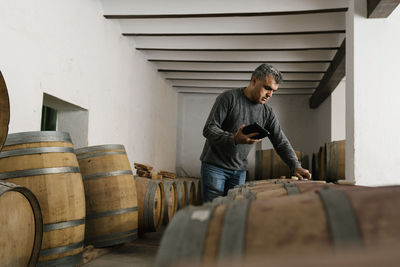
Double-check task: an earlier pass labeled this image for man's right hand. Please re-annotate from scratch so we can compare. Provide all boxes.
[234,125,262,145]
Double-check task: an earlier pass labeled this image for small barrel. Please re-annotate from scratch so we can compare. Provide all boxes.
[255,149,307,180]
[182,177,202,205]
[0,71,10,151]
[173,178,187,210]
[135,177,164,233]
[325,140,345,182]
[177,178,196,205]
[75,144,139,247]
[156,185,400,266]
[312,153,319,180]
[318,145,327,180]
[161,179,178,225]
[0,181,43,267]
[0,131,86,266]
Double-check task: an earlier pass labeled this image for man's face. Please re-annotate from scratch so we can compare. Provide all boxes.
[252,74,279,104]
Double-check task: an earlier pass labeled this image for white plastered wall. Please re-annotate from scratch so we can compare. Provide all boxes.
[331,80,346,141]
[347,0,400,186]
[0,0,178,172]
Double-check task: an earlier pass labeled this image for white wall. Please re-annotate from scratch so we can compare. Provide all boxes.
[176,93,216,178]
[0,0,178,172]
[347,0,400,186]
[177,92,332,179]
[331,80,346,141]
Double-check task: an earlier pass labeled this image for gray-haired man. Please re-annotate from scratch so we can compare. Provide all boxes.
[200,63,311,202]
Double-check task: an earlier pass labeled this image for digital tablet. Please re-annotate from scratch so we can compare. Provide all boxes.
[242,123,270,140]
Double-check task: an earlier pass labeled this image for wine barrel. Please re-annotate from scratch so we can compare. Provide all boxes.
[177,178,196,205]
[182,178,202,205]
[75,144,138,247]
[156,185,400,266]
[312,153,319,180]
[0,131,85,266]
[255,149,307,180]
[135,177,164,233]
[318,145,327,181]
[161,179,178,225]
[325,140,345,182]
[0,181,43,267]
[0,71,10,152]
[173,178,187,210]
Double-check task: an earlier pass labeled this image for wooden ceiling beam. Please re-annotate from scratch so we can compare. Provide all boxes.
[123,30,344,37]
[367,0,400,18]
[137,47,340,51]
[104,8,348,19]
[309,39,345,109]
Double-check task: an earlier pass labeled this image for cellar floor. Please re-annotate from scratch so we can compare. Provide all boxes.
[84,228,164,267]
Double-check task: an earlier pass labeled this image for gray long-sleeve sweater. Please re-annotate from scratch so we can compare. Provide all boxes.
[200,88,301,171]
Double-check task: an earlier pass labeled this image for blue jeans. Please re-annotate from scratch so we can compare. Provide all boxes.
[201,162,246,203]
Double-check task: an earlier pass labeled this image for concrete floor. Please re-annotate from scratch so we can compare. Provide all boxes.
[84,229,164,267]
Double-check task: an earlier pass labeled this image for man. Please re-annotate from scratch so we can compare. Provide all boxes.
[200,63,311,202]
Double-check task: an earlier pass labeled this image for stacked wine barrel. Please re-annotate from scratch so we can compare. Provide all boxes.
[161,179,178,225]
[135,177,165,234]
[156,178,400,266]
[0,131,86,266]
[312,140,345,182]
[75,144,139,247]
[255,149,308,180]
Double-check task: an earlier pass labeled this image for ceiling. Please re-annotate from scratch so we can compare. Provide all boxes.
[100,0,349,101]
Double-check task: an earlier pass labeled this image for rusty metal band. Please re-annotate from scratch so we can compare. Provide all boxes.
[82,170,133,180]
[0,147,75,159]
[218,199,250,261]
[317,187,362,249]
[86,206,138,220]
[0,166,80,180]
[75,144,125,154]
[43,218,85,232]
[155,205,217,266]
[283,182,300,195]
[4,131,72,146]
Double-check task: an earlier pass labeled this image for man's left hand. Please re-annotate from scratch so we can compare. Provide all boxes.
[293,168,311,180]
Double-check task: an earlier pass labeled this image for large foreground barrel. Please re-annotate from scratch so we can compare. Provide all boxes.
[0,182,43,267]
[76,144,138,247]
[0,71,10,151]
[255,149,307,180]
[156,185,400,266]
[0,132,85,266]
[161,179,178,225]
[135,177,164,233]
